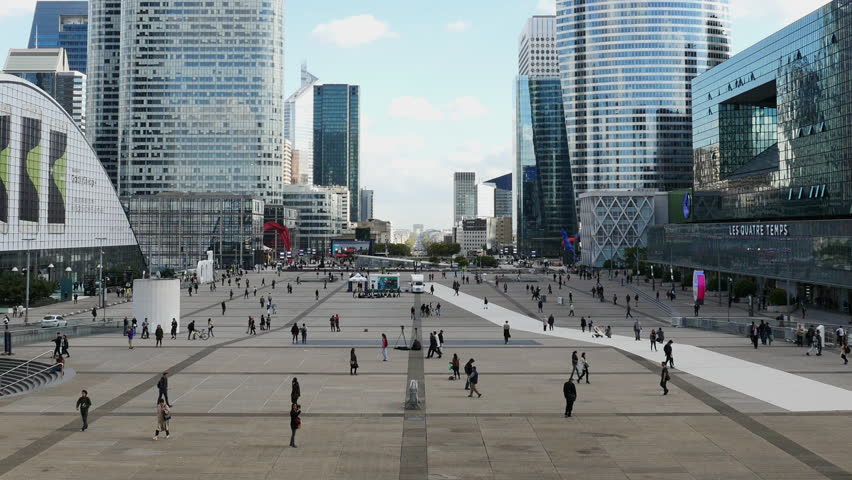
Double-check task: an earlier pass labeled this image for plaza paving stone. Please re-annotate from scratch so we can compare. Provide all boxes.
[0,269,849,479]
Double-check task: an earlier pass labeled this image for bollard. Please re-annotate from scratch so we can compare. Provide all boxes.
[3,328,11,355]
[405,379,420,409]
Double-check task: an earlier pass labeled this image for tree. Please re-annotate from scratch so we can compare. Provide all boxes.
[733,279,756,299]
[427,242,461,257]
[455,256,469,268]
[478,256,498,268]
[387,243,411,256]
[0,273,57,305]
[768,288,788,306]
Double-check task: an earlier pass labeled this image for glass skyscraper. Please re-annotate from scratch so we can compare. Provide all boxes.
[284,63,320,184]
[556,0,730,194]
[514,16,577,257]
[28,1,88,74]
[313,84,360,222]
[112,0,286,202]
[86,0,121,185]
[453,172,477,223]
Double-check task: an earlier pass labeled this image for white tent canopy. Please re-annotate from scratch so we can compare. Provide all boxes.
[349,274,368,283]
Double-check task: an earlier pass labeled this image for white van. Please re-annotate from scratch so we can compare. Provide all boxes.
[410,274,425,293]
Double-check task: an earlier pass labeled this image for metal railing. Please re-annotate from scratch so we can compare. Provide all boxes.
[0,349,53,386]
[0,362,62,396]
[672,316,845,348]
[6,318,125,347]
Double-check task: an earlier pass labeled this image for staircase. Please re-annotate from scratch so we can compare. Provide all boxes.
[0,356,65,397]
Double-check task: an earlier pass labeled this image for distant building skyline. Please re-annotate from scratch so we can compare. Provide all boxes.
[28,1,88,74]
[453,171,477,224]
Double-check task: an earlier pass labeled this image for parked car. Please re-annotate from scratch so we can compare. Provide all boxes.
[40,315,67,328]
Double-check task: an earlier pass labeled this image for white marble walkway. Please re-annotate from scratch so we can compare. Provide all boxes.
[431,282,852,412]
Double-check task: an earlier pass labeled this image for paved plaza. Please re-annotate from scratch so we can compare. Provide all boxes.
[1,269,852,480]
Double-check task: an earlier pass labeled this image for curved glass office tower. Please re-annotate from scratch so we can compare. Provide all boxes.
[556,0,730,193]
[116,0,286,203]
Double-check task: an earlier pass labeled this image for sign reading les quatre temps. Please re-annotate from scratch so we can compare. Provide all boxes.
[728,224,789,236]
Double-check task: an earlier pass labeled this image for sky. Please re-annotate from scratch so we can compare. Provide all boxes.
[0,0,832,231]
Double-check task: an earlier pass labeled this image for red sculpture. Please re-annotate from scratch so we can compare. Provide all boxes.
[263,222,292,252]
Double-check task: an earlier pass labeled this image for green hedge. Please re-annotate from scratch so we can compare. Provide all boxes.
[768,288,788,306]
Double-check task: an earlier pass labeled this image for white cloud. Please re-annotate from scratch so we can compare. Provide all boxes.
[536,0,556,15]
[446,96,490,121]
[311,14,398,48]
[387,96,444,122]
[445,20,470,32]
[0,0,37,19]
[386,96,490,122]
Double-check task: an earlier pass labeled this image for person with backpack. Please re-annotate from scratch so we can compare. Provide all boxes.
[153,398,170,440]
[464,359,475,390]
[291,323,300,344]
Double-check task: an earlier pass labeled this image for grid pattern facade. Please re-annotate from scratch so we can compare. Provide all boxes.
[514,76,577,257]
[579,191,658,267]
[359,188,374,222]
[556,0,731,194]
[28,1,89,74]
[691,0,852,222]
[124,194,264,270]
[115,0,286,203]
[0,75,144,281]
[281,184,344,251]
[453,171,477,223]
[283,64,319,184]
[518,16,559,77]
[313,84,360,221]
[86,0,121,185]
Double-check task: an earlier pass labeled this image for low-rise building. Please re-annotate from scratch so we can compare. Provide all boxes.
[455,218,487,255]
[281,184,348,251]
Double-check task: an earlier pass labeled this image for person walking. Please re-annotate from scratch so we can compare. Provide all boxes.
[451,354,460,380]
[626,305,633,319]
[291,378,300,405]
[127,327,135,349]
[207,318,214,337]
[503,321,510,344]
[660,361,670,395]
[484,297,489,310]
[537,300,543,313]
[291,323,300,344]
[427,331,437,358]
[76,389,91,431]
[170,319,178,340]
[650,329,657,351]
[750,322,759,349]
[141,319,150,339]
[153,398,170,440]
[842,342,850,366]
[578,352,590,384]
[92,306,97,322]
[464,359,474,390]
[157,372,172,407]
[53,333,62,357]
[381,333,389,361]
[580,317,586,332]
[299,323,307,344]
[548,314,555,331]
[155,325,164,347]
[633,320,642,341]
[221,301,226,316]
[569,303,575,317]
[315,289,319,301]
[350,348,359,375]
[563,378,577,417]
[467,366,482,398]
[289,402,301,448]
[570,351,581,381]
[664,340,675,368]
[61,334,70,358]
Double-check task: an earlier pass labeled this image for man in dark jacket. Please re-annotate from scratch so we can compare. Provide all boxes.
[663,340,675,368]
[157,372,171,407]
[563,378,577,417]
[427,331,437,358]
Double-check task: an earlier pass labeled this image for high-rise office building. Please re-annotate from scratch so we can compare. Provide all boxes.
[556,0,730,194]
[359,188,374,222]
[283,139,293,186]
[477,183,496,218]
[514,16,577,257]
[486,173,512,218]
[453,172,477,223]
[111,0,285,202]
[284,63,320,184]
[28,1,88,74]
[3,48,86,130]
[86,0,121,185]
[313,84,360,222]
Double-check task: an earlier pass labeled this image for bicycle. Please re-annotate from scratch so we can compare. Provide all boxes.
[190,329,209,341]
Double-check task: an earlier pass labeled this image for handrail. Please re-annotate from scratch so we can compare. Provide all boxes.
[0,362,62,395]
[0,350,54,385]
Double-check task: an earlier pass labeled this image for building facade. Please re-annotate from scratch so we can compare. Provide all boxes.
[486,173,512,218]
[282,139,292,187]
[456,218,487,255]
[313,84,360,222]
[0,74,145,294]
[477,182,495,218]
[86,0,121,185]
[359,188,374,222]
[284,63,320,184]
[114,0,286,203]
[648,0,852,312]
[486,216,513,251]
[124,194,264,271]
[28,1,88,74]
[354,218,391,245]
[514,75,577,257]
[281,184,347,251]
[556,0,730,194]
[579,190,669,267]
[3,49,86,131]
[518,16,559,77]
[453,171,477,223]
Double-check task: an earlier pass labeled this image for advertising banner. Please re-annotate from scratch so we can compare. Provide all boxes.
[19,116,41,225]
[48,130,67,227]
[693,270,706,305]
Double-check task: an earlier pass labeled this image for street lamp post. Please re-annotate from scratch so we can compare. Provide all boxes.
[651,265,655,291]
[95,237,107,311]
[22,238,35,325]
[727,276,733,322]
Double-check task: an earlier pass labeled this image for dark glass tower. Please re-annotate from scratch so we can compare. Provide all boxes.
[313,84,360,222]
[514,76,577,257]
[28,1,88,74]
